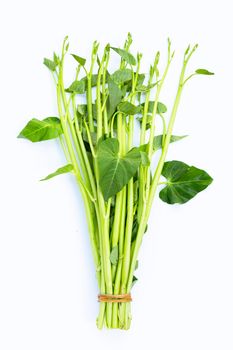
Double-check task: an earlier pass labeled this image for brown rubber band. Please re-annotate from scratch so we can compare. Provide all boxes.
[98,293,132,303]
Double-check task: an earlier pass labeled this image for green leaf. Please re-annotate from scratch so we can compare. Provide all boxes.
[77,104,87,116]
[43,58,57,71]
[71,54,86,66]
[81,74,99,88]
[53,53,59,65]
[107,77,123,118]
[153,135,187,151]
[159,160,213,204]
[141,101,167,114]
[124,73,145,93]
[111,68,132,85]
[40,164,73,181]
[195,69,214,75]
[118,101,141,115]
[110,246,119,265]
[140,151,150,166]
[77,104,97,120]
[137,73,146,86]
[82,129,97,146]
[97,138,141,200]
[18,117,63,142]
[66,80,86,94]
[157,101,167,114]
[111,47,136,65]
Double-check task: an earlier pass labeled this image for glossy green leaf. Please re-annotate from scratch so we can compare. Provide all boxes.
[110,246,119,265]
[66,80,86,94]
[18,117,63,142]
[118,101,141,115]
[97,138,141,200]
[153,135,187,151]
[40,164,73,181]
[107,77,123,118]
[111,69,132,85]
[71,54,86,66]
[111,47,136,65]
[195,69,214,75]
[43,58,57,71]
[159,160,213,204]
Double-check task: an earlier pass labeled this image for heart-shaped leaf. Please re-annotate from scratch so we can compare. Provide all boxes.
[18,117,63,142]
[159,160,213,204]
[97,138,141,201]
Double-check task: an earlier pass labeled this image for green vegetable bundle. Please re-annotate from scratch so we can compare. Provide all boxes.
[18,34,213,330]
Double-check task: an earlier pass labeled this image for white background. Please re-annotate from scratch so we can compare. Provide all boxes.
[0,0,232,349]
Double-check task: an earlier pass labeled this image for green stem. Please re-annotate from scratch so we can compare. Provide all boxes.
[87,41,99,132]
[137,65,156,223]
[57,39,101,289]
[121,56,141,293]
[126,53,193,293]
[95,48,113,327]
[102,46,110,135]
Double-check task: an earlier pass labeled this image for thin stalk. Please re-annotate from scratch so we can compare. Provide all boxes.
[140,66,154,145]
[57,39,102,289]
[144,46,173,209]
[57,85,100,285]
[112,187,126,328]
[126,48,196,292]
[121,55,141,294]
[95,49,113,327]
[137,65,156,223]
[96,53,105,140]
[102,45,110,135]
[87,41,99,132]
